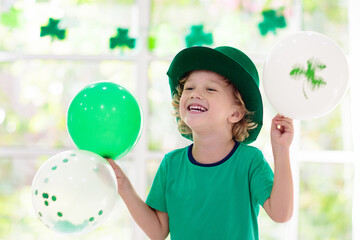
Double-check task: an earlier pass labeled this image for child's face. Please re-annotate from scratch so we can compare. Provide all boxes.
[179,70,243,135]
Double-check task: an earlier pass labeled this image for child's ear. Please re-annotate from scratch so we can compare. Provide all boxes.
[229,107,244,123]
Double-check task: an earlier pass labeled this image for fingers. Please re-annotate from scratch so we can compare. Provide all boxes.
[272,114,293,133]
[106,158,125,177]
[106,158,117,168]
[272,114,293,125]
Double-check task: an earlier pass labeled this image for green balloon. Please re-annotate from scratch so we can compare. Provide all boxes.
[67,82,143,159]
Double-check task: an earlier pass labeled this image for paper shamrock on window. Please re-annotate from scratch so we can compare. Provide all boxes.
[40,18,66,40]
[109,28,136,50]
[258,8,286,36]
[148,35,156,52]
[185,25,213,48]
[1,7,22,29]
[289,57,327,100]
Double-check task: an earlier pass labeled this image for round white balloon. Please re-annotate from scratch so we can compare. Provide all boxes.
[263,31,349,120]
[31,150,118,235]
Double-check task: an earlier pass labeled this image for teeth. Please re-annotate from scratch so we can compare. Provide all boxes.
[188,105,207,112]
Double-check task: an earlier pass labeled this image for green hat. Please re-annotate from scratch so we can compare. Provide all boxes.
[167,46,263,144]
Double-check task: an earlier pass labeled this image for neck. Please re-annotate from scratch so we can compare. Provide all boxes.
[192,134,236,164]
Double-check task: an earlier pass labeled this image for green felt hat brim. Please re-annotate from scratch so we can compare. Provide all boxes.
[167,46,263,144]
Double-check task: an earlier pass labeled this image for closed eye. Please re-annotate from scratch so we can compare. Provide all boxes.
[207,88,217,92]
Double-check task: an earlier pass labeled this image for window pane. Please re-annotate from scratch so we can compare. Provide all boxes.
[0,60,136,148]
[299,162,353,240]
[255,63,276,155]
[148,61,191,152]
[302,0,349,52]
[146,158,161,192]
[150,0,294,56]
[258,208,286,240]
[0,0,137,55]
[300,93,352,151]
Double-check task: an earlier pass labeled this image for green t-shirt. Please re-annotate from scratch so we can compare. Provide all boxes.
[146,142,274,240]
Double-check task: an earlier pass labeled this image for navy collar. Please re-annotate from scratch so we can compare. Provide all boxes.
[188,141,240,167]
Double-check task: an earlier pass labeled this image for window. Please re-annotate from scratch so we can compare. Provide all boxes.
[1,0,359,239]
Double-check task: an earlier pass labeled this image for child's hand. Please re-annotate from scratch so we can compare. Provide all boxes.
[106,158,129,194]
[107,159,169,239]
[271,114,294,150]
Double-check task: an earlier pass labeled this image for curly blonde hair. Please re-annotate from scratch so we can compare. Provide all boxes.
[172,73,258,142]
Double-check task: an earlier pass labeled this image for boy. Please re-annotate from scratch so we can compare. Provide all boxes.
[108,46,294,240]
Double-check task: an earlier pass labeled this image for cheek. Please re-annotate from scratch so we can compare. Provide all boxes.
[179,96,186,117]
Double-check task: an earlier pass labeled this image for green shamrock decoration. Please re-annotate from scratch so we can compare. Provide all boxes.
[289,57,327,100]
[1,7,22,29]
[258,8,286,36]
[185,25,213,48]
[40,18,66,40]
[109,28,136,50]
[148,35,156,52]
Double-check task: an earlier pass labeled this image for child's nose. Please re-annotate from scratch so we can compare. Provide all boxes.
[190,89,203,99]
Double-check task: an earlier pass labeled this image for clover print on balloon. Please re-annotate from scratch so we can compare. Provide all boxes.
[289,57,327,100]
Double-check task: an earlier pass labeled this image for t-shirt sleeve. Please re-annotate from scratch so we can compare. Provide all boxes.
[145,157,168,213]
[249,150,274,207]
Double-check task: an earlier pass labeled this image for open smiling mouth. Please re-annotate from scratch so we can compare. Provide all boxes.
[188,105,208,112]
